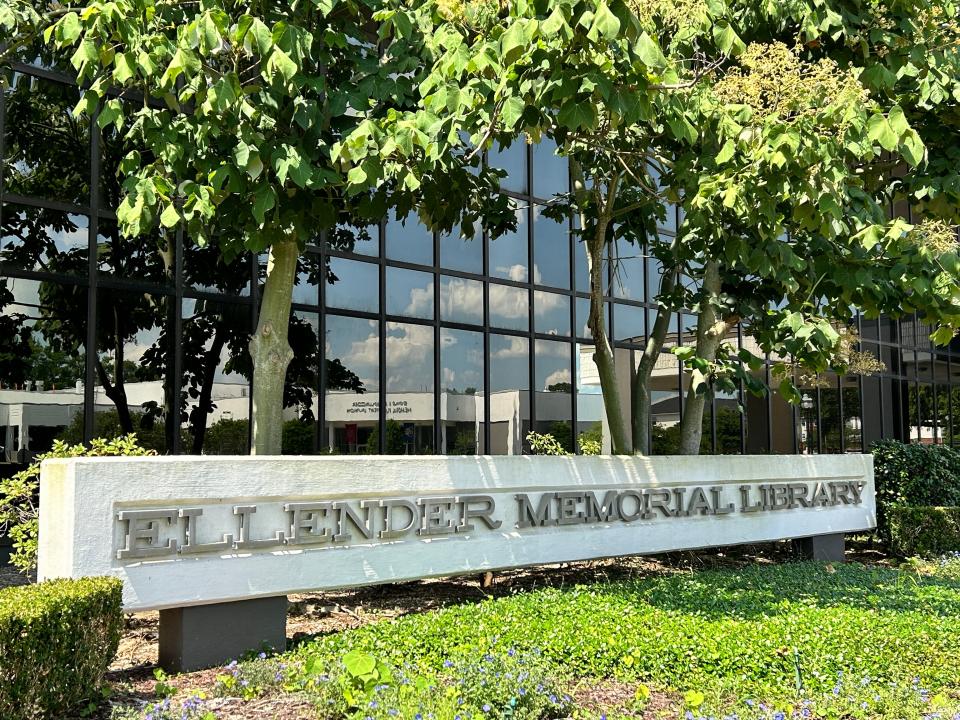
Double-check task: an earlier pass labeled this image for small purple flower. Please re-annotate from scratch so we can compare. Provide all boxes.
[443,660,454,668]
[258,651,267,659]
[482,704,491,713]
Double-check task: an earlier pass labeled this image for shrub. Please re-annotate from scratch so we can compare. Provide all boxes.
[870,440,960,539]
[888,506,960,558]
[0,435,156,573]
[0,577,123,719]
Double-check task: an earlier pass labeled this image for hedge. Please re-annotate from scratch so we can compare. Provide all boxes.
[887,506,960,558]
[0,577,123,719]
[870,440,960,541]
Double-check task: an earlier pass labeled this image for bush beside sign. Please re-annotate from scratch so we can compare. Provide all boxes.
[37,455,875,613]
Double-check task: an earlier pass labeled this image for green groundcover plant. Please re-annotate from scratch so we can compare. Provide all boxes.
[125,559,960,719]
[0,577,123,720]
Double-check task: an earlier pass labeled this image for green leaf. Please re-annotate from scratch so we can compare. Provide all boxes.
[557,99,598,131]
[867,113,898,152]
[592,1,621,40]
[715,139,735,165]
[114,52,136,83]
[267,48,298,83]
[343,650,377,677]
[59,12,81,43]
[634,32,667,71]
[160,203,180,228]
[251,183,276,225]
[70,40,99,74]
[541,6,567,36]
[887,104,909,136]
[901,129,925,167]
[500,96,525,129]
[500,19,536,64]
[713,22,744,56]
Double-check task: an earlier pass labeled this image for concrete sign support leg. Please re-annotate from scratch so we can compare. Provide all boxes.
[793,532,846,562]
[158,596,288,673]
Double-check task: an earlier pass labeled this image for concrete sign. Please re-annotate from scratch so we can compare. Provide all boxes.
[39,454,875,613]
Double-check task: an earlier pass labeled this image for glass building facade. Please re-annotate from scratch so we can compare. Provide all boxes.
[3,60,960,467]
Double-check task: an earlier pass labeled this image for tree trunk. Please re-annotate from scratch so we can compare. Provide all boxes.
[678,260,730,455]
[249,241,298,455]
[190,328,228,454]
[632,238,680,454]
[573,162,630,454]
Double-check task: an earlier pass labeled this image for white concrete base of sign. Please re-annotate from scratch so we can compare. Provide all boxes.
[793,532,846,562]
[158,596,288,672]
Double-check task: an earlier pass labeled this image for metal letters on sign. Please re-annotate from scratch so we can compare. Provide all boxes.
[115,481,866,560]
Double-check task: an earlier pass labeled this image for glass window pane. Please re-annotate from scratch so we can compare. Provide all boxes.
[611,238,644,300]
[744,368,770,454]
[535,339,573,451]
[533,207,570,289]
[715,392,742,454]
[0,277,86,460]
[614,304,645,343]
[490,203,528,282]
[93,288,174,453]
[532,139,568,200]
[281,311,320,454]
[386,266,434,320]
[326,222,379,257]
[575,236,590,292]
[1,204,89,275]
[490,283,528,331]
[96,220,169,285]
[386,210,433,266]
[651,364,681,455]
[821,378,842,453]
[441,328,483,455]
[323,315,379,453]
[439,275,483,326]
[183,243,251,296]
[385,321,434,454]
[489,142,527,194]
[575,298,594,339]
[534,291,570,337]
[325,257,379,313]
[3,75,91,205]
[440,225,483,274]
[489,333,528,454]
[291,253,321,306]
[576,343,605,452]
[181,296,252,454]
[797,386,819,454]
[842,377,864,452]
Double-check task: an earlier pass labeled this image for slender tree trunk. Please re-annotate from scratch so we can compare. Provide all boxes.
[191,328,227,454]
[249,241,298,455]
[95,358,133,432]
[159,236,177,451]
[678,260,731,455]
[632,235,681,454]
[572,161,630,454]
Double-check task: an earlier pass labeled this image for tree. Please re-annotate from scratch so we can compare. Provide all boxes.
[339,0,960,455]
[47,0,512,454]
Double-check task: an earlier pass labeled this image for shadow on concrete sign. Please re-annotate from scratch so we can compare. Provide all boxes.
[38,454,875,670]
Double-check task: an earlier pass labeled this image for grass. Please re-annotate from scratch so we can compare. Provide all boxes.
[114,557,960,719]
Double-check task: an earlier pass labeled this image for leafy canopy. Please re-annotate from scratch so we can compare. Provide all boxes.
[46,0,514,259]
